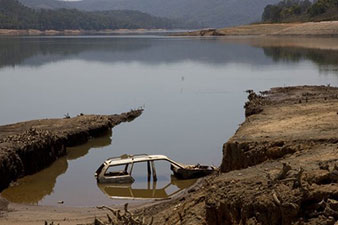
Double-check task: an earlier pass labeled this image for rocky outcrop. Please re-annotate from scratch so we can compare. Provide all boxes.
[0,109,143,192]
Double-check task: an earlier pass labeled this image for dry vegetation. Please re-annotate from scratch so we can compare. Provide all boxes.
[181,21,338,37]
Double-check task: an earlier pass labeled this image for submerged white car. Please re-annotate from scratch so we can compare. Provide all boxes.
[95,154,216,184]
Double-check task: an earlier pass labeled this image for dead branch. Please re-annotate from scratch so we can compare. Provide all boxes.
[97,205,117,214]
[275,163,292,180]
[96,203,154,225]
[44,222,59,225]
[94,217,105,225]
[293,167,304,190]
[272,191,281,206]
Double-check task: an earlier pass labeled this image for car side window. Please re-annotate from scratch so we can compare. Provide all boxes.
[104,164,130,176]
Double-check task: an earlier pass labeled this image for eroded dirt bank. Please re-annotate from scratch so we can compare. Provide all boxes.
[2,86,338,225]
[0,109,143,193]
[142,86,338,225]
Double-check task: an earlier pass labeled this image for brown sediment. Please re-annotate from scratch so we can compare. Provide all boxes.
[221,86,338,172]
[142,86,338,225]
[2,86,338,225]
[0,28,167,36]
[0,29,83,36]
[0,109,143,192]
[179,21,338,37]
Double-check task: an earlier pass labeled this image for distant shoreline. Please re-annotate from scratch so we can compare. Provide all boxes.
[0,28,173,36]
[177,21,338,37]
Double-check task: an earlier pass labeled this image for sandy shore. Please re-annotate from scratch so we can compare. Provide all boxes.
[0,29,167,36]
[0,203,103,225]
[0,29,83,36]
[180,21,338,37]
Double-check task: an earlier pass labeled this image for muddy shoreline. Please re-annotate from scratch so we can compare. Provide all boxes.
[0,109,143,193]
[2,86,338,224]
[146,85,338,225]
[0,29,167,36]
[178,21,338,37]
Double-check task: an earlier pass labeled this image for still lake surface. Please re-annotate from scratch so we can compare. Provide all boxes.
[0,36,338,206]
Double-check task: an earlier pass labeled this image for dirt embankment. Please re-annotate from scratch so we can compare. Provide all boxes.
[2,86,338,225]
[180,21,338,37]
[141,86,338,225]
[0,109,143,193]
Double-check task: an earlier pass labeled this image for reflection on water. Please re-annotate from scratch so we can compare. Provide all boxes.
[1,36,338,206]
[1,37,338,71]
[1,130,197,205]
[1,157,68,204]
[0,36,269,67]
[98,176,196,200]
[262,47,338,74]
[1,130,112,204]
[67,130,112,160]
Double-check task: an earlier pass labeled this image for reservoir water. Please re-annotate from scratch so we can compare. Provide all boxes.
[0,36,338,206]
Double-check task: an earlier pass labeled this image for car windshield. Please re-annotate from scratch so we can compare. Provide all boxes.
[104,164,131,176]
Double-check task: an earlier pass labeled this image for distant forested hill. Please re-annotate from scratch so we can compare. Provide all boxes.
[262,0,338,22]
[19,0,280,28]
[0,0,180,30]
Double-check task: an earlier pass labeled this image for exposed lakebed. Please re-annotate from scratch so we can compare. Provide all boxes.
[0,36,338,206]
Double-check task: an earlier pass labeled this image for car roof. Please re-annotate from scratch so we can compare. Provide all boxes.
[104,154,184,168]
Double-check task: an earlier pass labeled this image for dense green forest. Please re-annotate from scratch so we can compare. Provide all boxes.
[262,0,338,22]
[19,0,281,28]
[0,0,180,30]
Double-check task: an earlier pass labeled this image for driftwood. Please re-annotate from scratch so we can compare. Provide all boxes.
[275,163,292,180]
[271,163,307,191]
[272,191,281,206]
[270,163,309,206]
[293,167,304,191]
[44,222,60,225]
[309,198,338,219]
[96,203,153,225]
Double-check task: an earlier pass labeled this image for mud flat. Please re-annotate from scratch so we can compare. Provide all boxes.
[143,86,338,225]
[179,21,338,37]
[0,109,143,194]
